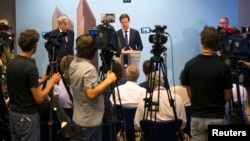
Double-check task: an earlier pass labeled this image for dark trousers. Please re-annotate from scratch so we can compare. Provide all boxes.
[9,110,40,141]
[72,121,102,141]
[126,130,135,141]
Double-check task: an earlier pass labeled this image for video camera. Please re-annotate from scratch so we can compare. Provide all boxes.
[89,13,121,72]
[101,13,115,24]
[0,23,12,31]
[141,25,168,56]
[217,26,250,81]
[0,23,15,52]
[43,31,67,54]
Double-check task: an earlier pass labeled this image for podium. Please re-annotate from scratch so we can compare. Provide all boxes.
[113,50,141,77]
[113,50,141,67]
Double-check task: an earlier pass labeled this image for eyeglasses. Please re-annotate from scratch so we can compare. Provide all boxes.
[219,22,228,24]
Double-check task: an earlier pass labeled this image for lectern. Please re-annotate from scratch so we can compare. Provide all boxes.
[113,50,141,67]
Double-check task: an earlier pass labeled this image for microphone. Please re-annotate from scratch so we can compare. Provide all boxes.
[217,26,233,34]
[225,26,233,33]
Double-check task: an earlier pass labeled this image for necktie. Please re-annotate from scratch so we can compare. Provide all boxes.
[124,30,128,49]
[62,37,67,48]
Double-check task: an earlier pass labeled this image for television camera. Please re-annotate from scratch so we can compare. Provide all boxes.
[141,25,168,57]
[217,26,250,82]
[89,13,121,72]
[43,31,67,61]
[0,23,15,52]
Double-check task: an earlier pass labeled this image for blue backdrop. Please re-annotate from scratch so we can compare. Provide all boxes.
[16,0,238,86]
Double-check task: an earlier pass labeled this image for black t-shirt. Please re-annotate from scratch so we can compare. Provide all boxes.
[6,55,39,114]
[182,54,233,118]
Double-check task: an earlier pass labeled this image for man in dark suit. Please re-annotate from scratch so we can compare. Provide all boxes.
[117,13,143,67]
[50,15,74,61]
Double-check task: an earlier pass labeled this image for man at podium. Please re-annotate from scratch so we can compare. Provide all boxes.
[117,13,143,68]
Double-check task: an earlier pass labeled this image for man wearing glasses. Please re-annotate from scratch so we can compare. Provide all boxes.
[219,17,230,28]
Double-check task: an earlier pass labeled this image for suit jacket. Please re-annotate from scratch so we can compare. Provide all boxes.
[117,28,143,51]
[49,28,74,58]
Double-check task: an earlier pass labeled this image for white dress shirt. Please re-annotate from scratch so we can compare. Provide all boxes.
[134,86,187,130]
[110,81,146,107]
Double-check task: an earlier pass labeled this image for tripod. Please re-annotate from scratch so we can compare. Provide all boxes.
[42,46,73,141]
[140,47,184,141]
[227,67,245,124]
[98,50,127,141]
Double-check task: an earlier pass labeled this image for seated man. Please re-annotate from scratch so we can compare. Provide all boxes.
[53,55,74,119]
[170,70,191,106]
[110,64,146,107]
[134,72,187,131]
[139,60,155,92]
[109,64,146,141]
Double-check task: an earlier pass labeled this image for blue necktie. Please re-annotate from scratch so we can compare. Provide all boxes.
[124,30,128,49]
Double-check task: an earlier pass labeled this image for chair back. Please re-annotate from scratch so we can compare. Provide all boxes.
[140,119,182,141]
[122,106,137,131]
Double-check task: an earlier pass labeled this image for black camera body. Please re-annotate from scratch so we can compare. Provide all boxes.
[217,26,250,82]
[149,25,168,45]
[89,14,121,58]
[43,31,67,54]
[0,31,15,53]
[89,14,121,73]
[0,23,12,31]
[141,25,168,57]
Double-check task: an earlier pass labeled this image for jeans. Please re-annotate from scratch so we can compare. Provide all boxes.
[191,117,224,141]
[72,121,102,141]
[9,110,40,141]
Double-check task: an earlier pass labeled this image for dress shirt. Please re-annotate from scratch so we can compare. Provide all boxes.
[53,79,73,108]
[170,85,191,106]
[134,86,187,130]
[110,81,146,107]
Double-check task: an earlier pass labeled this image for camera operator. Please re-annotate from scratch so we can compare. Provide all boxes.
[69,34,117,141]
[6,29,61,141]
[49,15,74,61]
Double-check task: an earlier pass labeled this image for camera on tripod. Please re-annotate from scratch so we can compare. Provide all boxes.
[141,25,168,57]
[0,23,12,31]
[43,31,67,54]
[89,13,121,72]
[0,23,15,52]
[101,13,115,23]
[141,25,168,45]
[217,26,250,81]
